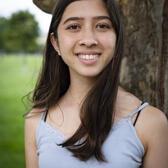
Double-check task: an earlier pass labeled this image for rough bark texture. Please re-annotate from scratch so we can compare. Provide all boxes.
[161,0,168,115]
[118,0,167,115]
[33,0,56,13]
[32,0,168,115]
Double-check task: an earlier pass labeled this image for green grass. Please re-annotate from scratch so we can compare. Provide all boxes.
[0,55,42,167]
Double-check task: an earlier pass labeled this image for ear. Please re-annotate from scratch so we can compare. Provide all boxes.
[50,32,61,55]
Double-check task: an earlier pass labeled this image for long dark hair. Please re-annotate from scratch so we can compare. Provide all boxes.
[32,0,124,162]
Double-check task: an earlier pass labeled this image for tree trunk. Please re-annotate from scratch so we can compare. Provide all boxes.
[118,0,167,115]
[161,0,168,115]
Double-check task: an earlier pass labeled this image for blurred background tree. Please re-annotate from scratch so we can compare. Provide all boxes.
[0,10,40,53]
[0,9,41,168]
[0,17,8,51]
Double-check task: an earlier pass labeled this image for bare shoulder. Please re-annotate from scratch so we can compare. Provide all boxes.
[144,105,167,121]
[116,87,142,117]
[117,87,168,137]
[139,105,168,136]
[25,108,44,125]
[24,108,45,149]
[138,106,168,167]
[136,105,168,149]
[25,109,45,168]
[24,108,45,136]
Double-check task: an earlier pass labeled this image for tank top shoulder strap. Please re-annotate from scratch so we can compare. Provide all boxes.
[44,109,48,122]
[126,101,149,126]
[126,101,149,118]
[40,109,48,122]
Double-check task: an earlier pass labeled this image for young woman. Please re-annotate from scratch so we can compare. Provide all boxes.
[25,0,168,167]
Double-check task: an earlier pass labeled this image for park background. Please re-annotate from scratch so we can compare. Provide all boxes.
[0,0,51,167]
[0,0,167,167]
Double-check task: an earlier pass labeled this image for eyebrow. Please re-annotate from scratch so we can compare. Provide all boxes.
[63,16,111,24]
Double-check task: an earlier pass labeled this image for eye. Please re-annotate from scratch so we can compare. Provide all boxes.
[96,23,112,31]
[66,24,81,32]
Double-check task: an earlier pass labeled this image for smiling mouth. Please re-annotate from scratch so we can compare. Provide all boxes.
[76,53,101,61]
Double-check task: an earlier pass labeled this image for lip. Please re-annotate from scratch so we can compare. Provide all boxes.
[75,52,101,65]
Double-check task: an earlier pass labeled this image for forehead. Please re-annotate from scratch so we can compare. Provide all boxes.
[61,0,109,20]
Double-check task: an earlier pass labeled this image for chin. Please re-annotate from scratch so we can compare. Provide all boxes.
[78,71,101,78]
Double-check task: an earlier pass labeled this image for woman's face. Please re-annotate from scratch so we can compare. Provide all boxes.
[51,0,116,78]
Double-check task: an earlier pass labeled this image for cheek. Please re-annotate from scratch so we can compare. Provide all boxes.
[57,30,76,52]
[57,33,76,64]
[59,36,73,50]
[100,34,116,53]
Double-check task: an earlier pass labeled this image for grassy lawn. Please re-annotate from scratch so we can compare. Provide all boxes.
[0,55,42,167]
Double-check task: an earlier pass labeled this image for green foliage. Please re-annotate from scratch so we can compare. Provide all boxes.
[0,17,8,50]
[0,10,40,53]
[0,55,42,167]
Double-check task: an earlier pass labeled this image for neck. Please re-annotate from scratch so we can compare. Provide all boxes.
[67,72,96,105]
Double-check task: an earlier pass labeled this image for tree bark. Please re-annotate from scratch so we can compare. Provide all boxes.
[118,0,167,115]
[33,0,55,13]
[161,0,168,115]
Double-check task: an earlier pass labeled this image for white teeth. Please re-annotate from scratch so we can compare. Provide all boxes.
[77,54,99,60]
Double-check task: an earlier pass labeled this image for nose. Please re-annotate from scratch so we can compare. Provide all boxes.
[79,30,98,47]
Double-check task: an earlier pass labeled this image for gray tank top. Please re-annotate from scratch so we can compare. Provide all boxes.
[36,102,149,168]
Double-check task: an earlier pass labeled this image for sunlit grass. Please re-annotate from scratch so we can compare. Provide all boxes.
[0,55,42,167]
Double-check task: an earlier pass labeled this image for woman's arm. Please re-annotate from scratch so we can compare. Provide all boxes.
[141,107,168,168]
[24,113,41,168]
